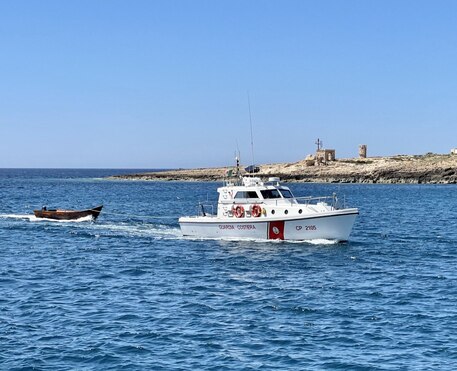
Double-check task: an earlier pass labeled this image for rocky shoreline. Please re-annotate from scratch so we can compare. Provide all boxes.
[110,154,457,184]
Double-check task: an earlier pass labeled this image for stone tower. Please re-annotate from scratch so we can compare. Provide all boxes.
[359,145,367,159]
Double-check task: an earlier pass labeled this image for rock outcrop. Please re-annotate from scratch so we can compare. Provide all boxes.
[110,154,457,184]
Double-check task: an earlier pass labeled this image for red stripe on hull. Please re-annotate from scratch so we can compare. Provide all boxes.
[268,221,285,240]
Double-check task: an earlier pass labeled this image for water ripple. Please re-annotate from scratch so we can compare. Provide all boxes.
[1,174,457,369]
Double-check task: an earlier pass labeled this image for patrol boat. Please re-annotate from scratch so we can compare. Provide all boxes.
[179,167,358,242]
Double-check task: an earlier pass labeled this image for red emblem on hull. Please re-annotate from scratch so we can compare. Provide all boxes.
[268,221,285,240]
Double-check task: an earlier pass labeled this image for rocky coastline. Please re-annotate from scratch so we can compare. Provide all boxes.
[110,154,457,184]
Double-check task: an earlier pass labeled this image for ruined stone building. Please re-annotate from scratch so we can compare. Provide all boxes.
[316,149,336,165]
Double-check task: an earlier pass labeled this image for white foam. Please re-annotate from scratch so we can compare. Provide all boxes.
[180,235,340,245]
[0,214,94,223]
[0,214,33,220]
[295,238,339,245]
[80,222,183,239]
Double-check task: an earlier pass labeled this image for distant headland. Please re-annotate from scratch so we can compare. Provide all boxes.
[109,153,457,184]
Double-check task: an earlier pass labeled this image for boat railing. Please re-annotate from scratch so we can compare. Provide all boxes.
[293,193,345,209]
[220,200,266,206]
[219,194,346,209]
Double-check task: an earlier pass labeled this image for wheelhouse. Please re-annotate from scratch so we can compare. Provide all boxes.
[217,177,298,209]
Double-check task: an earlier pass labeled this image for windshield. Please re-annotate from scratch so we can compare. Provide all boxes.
[235,191,259,199]
[279,189,294,198]
[260,189,281,199]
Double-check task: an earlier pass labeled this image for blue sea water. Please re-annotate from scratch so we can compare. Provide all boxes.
[1,169,457,370]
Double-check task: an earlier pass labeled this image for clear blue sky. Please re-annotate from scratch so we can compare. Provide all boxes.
[1,0,456,168]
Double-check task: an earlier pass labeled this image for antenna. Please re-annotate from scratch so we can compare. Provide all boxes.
[315,138,323,151]
[232,140,241,181]
[247,91,255,171]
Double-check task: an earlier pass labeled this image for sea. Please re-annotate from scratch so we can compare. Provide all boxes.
[1,168,457,370]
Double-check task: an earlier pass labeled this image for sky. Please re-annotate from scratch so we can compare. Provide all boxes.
[1,0,456,168]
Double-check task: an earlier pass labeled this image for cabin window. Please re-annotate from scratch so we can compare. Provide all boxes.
[279,189,294,198]
[234,191,259,199]
[260,189,281,199]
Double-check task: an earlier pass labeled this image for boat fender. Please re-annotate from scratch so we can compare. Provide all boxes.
[232,205,245,218]
[251,204,262,218]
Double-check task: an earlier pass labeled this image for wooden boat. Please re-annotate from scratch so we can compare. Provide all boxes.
[33,205,103,221]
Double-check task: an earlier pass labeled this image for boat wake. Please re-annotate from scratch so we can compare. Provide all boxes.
[84,222,183,239]
[180,235,340,245]
[65,221,339,244]
[0,214,340,245]
[292,238,340,245]
[0,214,94,223]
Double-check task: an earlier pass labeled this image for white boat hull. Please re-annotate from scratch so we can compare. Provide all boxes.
[179,209,358,242]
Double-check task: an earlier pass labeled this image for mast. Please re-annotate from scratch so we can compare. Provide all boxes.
[248,92,255,173]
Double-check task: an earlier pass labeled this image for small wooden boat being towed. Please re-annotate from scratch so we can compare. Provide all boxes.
[33,205,103,221]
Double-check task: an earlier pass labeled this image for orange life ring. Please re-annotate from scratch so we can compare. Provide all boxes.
[232,205,245,218]
[251,204,262,217]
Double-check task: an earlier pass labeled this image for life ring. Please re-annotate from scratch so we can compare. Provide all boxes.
[232,205,245,218]
[251,204,262,218]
